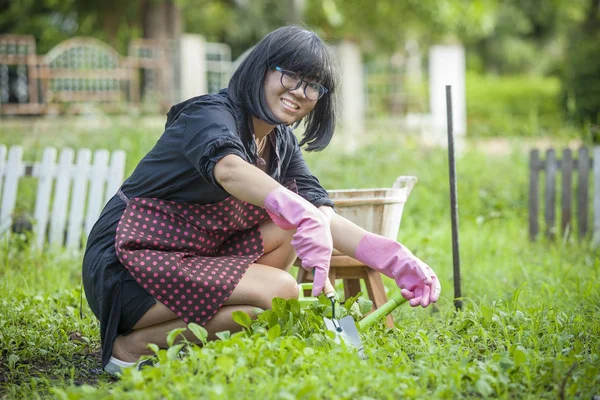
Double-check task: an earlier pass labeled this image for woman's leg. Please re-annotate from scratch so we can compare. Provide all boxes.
[254,218,297,271]
[112,219,298,362]
[113,304,258,362]
[130,219,295,331]
[113,263,299,362]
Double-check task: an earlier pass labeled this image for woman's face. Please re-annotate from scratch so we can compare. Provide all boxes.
[263,69,318,125]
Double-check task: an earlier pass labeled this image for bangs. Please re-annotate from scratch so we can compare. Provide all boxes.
[267,32,337,91]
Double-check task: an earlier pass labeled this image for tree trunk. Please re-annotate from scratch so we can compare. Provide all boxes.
[142,0,183,40]
[102,12,120,49]
[140,0,182,107]
[284,0,305,25]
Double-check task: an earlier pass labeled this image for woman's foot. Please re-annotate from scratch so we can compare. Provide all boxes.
[105,335,158,377]
[112,333,154,362]
[104,355,159,377]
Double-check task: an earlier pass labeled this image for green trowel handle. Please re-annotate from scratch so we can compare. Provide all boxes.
[358,293,407,331]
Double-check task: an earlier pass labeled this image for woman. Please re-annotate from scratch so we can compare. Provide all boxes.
[82,25,441,375]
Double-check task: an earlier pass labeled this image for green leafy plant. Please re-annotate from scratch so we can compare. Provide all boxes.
[1,124,599,399]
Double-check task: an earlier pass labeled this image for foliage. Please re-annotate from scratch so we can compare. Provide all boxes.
[184,0,292,60]
[460,0,589,75]
[0,0,140,54]
[465,72,567,137]
[560,0,600,129]
[1,0,598,129]
[1,123,599,398]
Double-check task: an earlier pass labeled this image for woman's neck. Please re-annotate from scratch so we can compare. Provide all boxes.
[251,116,276,140]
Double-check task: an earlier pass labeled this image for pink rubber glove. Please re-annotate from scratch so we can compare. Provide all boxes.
[264,186,332,296]
[354,232,441,307]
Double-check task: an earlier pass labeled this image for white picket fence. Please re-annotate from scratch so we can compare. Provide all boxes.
[0,145,126,249]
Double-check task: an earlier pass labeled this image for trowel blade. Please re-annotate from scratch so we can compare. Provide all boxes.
[323,316,365,358]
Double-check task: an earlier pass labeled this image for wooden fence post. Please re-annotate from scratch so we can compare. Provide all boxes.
[594,146,600,247]
[0,146,24,237]
[32,147,57,248]
[561,148,573,236]
[1,145,126,248]
[529,149,540,241]
[49,148,74,247]
[544,149,557,239]
[529,145,597,243]
[577,147,589,239]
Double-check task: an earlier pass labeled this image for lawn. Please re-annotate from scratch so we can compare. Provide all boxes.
[1,118,599,399]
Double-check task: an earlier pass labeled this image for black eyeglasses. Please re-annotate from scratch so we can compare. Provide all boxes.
[275,66,328,101]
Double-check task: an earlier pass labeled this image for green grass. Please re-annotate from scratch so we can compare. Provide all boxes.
[465,73,583,139]
[1,120,599,399]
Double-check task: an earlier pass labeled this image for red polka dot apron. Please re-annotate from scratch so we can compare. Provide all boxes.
[114,190,270,325]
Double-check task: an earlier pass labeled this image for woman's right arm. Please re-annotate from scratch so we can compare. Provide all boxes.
[214,154,280,207]
[215,154,332,296]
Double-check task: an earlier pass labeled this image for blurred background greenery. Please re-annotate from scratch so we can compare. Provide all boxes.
[1,0,599,140]
[1,4,599,396]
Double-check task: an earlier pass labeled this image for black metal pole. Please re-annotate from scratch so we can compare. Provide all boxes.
[446,85,463,310]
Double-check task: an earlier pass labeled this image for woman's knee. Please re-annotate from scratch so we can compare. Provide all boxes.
[258,219,297,270]
[253,268,300,309]
[269,271,299,302]
[260,219,295,253]
[253,269,299,309]
[227,264,299,309]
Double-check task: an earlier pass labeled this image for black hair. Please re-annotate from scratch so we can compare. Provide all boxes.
[228,25,339,151]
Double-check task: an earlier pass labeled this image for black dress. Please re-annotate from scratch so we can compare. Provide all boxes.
[82,89,334,368]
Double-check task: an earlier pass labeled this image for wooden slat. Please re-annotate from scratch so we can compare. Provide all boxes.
[0,146,24,237]
[529,149,540,241]
[329,186,411,240]
[43,68,131,79]
[343,279,362,299]
[52,91,123,103]
[104,149,126,205]
[329,255,367,268]
[577,147,590,238]
[84,150,109,237]
[0,145,6,204]
[32,147,57,248]
[561,148,573,236]
[0,103,46,115]
[593,146,600,246]
[49,148,74,246]
[334,266,369,279]
[365,268,394,328]
[545,149,557,239]
[66,148,91,249]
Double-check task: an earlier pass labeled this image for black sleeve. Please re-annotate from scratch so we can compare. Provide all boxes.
[284,134,334,208]
[179,104,249,188]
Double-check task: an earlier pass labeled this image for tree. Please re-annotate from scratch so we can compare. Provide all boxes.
[560,0,600,129]
[183,0,304,59]
[0,0,182,55]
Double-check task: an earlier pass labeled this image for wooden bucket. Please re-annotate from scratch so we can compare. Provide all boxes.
[328,176,417,240]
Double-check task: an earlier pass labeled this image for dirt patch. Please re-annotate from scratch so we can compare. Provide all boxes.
[0,362,7,384]
[2,348,103,394]
[31,348,103,386]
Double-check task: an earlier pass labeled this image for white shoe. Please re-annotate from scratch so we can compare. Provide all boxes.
[104,356,159,377]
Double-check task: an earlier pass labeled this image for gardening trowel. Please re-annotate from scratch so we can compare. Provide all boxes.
[322,278,365,358]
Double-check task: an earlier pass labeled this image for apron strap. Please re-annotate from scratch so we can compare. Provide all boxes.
[117,189,130,205]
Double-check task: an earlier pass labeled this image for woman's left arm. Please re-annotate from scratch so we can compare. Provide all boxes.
[285,140,440,307]
[282,136,334,209]
[283,135,364,254]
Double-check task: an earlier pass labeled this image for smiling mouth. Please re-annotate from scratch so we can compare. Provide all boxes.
[280,98,299,111]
